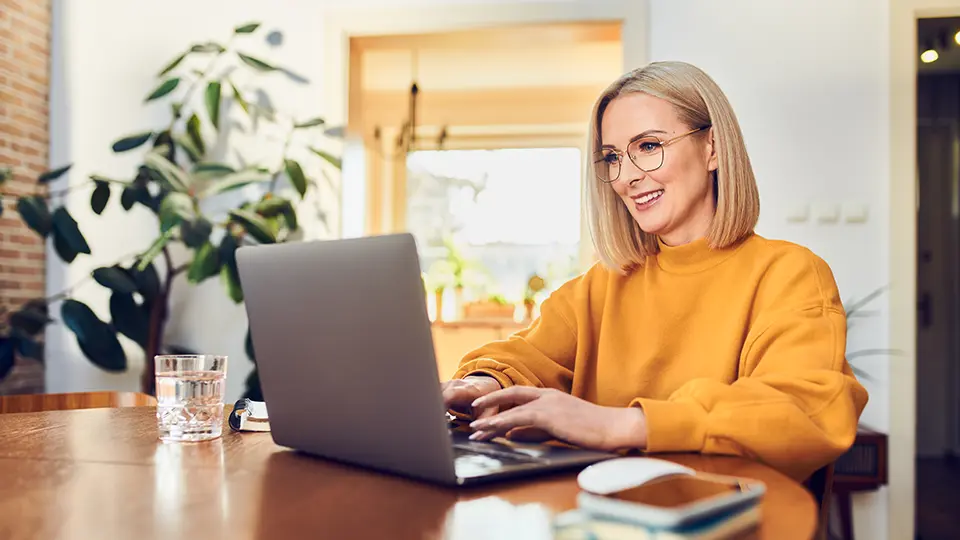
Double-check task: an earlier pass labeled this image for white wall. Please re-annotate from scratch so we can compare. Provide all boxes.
[649,2,893,538]
[49,0,908,537]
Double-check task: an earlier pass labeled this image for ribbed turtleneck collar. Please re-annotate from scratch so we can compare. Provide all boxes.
[655,234,750,274]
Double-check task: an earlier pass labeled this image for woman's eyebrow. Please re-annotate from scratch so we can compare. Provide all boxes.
[601,129,668,149]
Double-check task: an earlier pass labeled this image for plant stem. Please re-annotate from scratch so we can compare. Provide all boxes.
[141,245,177,396]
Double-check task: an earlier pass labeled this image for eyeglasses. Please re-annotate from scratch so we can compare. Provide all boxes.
[594,125,710,183]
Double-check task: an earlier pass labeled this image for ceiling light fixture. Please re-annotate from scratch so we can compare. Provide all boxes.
[921,48,940,63]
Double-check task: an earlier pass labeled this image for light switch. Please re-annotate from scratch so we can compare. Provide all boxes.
[786,203,809,223]
[843,203,869,223]
[816,204,840,224]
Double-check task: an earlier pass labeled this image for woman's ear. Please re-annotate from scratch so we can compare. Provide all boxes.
[705,127,719,172]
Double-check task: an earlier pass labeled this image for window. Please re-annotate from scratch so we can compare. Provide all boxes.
[407,147,584,318]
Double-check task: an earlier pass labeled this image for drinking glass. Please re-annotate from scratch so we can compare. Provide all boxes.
[155,354,228,442]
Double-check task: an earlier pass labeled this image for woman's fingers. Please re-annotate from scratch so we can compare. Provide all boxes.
[469,403,545,437]
[442,385,475,410]
[471,386,545,410]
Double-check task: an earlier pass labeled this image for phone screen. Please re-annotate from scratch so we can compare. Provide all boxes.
[610,474,743,508]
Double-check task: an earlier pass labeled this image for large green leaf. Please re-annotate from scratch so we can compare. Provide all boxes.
[294,117,325,129]
[91,179,110,215]
[132,262,160,302]
[16,196,52,237]
[38,164,72,183]
[144,152,189,192]
[309,147,342,169]
[60,299,101,344]
[190,42,226,53]
[218,234,243,303]
[180,216,212,248]
[284,159,307,198]
[205,81,221,129]
[229,209,276,243]
[77,329,127,373]
[200,168,270,197]
[53,227,78,263]
[93,266,139,294]
[173,133,202,163]
[16,336,43,362]
[120,187,137,211]
[152,130,176,162]
[110,292,149,348]
[187,113,206,156]
[237,52,277,71]
[188,241,221,283]
[281,203,299,232]
[9,299,51,337]
[51,208,91,256]
[228,80,250,115]
[146,77,180,101]
[192,162,234,179]
[158,52,188,77]
[159,192,194,232]
[136,229,174,272]
[234,22,261,34]
[254,196,290,217]
[112,132,153,153]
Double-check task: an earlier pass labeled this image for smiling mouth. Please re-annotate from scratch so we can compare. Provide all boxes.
[631,189,664,209]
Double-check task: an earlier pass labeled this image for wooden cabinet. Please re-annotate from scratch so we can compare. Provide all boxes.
[430,321,525,381]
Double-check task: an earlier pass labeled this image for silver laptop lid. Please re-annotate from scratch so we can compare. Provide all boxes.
[235,233,457,484]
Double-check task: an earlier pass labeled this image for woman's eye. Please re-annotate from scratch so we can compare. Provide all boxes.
[637,142,661,153]
[602,153,618,164]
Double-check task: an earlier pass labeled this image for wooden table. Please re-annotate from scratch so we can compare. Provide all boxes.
[0,407,817,539]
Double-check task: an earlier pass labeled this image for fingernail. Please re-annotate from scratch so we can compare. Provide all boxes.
[469,431,481,440]
[471,398,482,407]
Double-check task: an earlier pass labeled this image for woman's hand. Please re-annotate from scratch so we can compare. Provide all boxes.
[467,386,648,452]
[440,376,503,420]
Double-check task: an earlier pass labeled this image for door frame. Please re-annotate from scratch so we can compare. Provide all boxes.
[891,1,960,538]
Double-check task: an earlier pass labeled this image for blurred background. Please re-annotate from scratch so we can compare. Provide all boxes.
[0,1,958,539]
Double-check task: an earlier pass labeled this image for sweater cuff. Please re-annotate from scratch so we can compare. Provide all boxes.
[453,359,520,389]
[631,398,708,453]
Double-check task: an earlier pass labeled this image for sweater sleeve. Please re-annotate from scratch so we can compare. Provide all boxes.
[452,283,580,392]
[631,256,869,482]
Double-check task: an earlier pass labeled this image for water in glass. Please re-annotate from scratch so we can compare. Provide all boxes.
[156,355,227,442]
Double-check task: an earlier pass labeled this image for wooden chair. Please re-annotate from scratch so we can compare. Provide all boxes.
[0,391,156,414]
[805,462,836,540]
[831,427,888,540]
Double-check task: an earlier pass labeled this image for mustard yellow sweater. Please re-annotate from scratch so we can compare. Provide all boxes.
[454,233,868,481]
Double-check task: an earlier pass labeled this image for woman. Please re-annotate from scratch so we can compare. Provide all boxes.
[441,61,868,482]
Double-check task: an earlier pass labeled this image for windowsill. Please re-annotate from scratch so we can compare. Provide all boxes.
[431,319,528,330]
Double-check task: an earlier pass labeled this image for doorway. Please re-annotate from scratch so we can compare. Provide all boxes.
[916,16,960,540]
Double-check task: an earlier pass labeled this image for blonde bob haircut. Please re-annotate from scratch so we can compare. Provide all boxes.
[585,61,760,273]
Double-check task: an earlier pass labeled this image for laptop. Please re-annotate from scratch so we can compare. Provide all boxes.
[235,232,615,486]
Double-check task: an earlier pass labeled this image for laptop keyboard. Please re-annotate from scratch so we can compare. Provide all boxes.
[452,440,544,464]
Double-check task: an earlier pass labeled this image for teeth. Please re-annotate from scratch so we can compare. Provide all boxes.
[634,190,664,204]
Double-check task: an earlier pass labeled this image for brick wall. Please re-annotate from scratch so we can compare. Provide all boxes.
[0,0,51,394]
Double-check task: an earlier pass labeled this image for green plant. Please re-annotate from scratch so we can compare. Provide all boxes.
[0,21,341,398]
[844,285,902,380]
